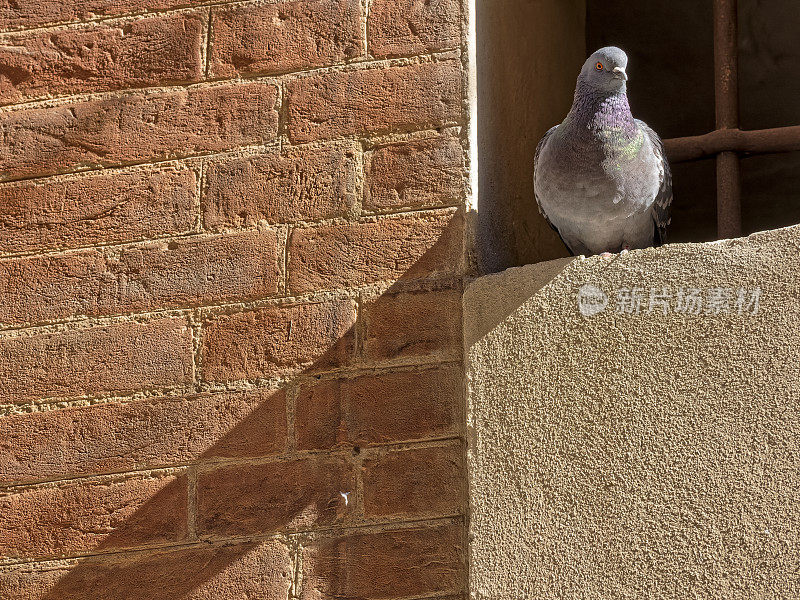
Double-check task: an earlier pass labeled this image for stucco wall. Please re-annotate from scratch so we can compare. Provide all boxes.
[465,226,800,598]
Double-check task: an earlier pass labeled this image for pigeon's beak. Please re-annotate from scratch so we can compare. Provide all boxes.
[613,66,628,81]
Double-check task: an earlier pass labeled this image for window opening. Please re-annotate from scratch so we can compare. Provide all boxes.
[663,0,800,238]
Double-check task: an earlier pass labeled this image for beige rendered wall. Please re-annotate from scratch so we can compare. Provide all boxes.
[465,226,800,598]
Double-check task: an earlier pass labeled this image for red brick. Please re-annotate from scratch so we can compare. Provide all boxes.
[347,366,463,445]
[288,210,463,293]
[0,540,292,600]
[0,1,208,31]
[0,81,278,181]
[0,318,193,403]
[363,287,462,361]
[0,230,280,326]
[201,300,356,383]
[197,456,354,537]
[300,524,465,599]
[295,366,462,450]
[286,61,462,143]
[209,0,362,78]
[294,379,345,450]
[365,135,464,212]
[0,13,204,105]
[0,389,286,485]
[203,144,358,229]
[0,164,197,254]
[0,471,187,560]
[368,0,461,57]
[362,444,465,518]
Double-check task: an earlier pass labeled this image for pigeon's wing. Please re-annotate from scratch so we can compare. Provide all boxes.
[637,119,673,245]
[534,125,573,252]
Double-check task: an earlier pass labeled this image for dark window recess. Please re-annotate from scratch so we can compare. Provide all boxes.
[588,0,800,242]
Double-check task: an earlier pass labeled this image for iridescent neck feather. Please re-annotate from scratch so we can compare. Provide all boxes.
[563,79,638,143]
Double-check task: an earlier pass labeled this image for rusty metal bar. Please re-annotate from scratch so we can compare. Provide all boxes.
[664,125,800,163]
[713,0,741,238]
[716,152,741,237]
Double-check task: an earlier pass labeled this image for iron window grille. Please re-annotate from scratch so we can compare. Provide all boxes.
[662,0,800,239]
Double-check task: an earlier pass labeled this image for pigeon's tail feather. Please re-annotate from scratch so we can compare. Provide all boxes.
[553,229,577,256]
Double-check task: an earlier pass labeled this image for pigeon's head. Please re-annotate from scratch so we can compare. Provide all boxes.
[579,46,629,94]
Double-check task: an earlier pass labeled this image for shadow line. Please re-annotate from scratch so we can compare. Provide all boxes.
[1,212,467,600]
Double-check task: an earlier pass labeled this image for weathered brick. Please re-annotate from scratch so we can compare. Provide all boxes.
[368,0,461,57]
[209,0,362,78]
[0,1,208,31]
[288,210,463,293]
[294,379,344,450]
[0,389,286,485]
[0,318,193,403]
[0,13,204,105]
[0,230,280,326]
[362,444,465,518]
[0,164,197,254]
[363,287,462,361]
[365,135,464,212]
[295,366,462,450]
[201,300,356,383]
[0,471,187,560]
[286,61,462,143]
[300,524,465,599]
[197,456,354,537]
[203,144,358,229]
[0,81,278,181]
[0,540,292,600]
[343,366,463,445]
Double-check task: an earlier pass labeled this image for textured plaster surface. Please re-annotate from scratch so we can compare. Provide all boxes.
[465,226,800,598]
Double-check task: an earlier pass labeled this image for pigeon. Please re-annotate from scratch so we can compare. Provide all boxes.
[533,46,672,255]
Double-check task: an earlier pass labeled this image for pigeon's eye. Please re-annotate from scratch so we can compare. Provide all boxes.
[595,62,604,71]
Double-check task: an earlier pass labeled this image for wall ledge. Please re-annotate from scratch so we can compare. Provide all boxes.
[465,224,800,598]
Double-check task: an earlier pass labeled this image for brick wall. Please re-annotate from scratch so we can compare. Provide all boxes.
[0,1,470,598]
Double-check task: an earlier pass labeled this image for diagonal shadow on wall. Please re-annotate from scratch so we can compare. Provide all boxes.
[1,211,467,600]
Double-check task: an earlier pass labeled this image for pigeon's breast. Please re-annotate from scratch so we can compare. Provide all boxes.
[536,141,619,218]
[539,129,658,215]
[535,127,661,251]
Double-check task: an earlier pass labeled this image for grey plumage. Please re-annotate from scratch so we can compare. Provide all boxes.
[534,46,672,255]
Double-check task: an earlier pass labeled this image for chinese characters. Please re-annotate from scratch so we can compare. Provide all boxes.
[577,284,761,316]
